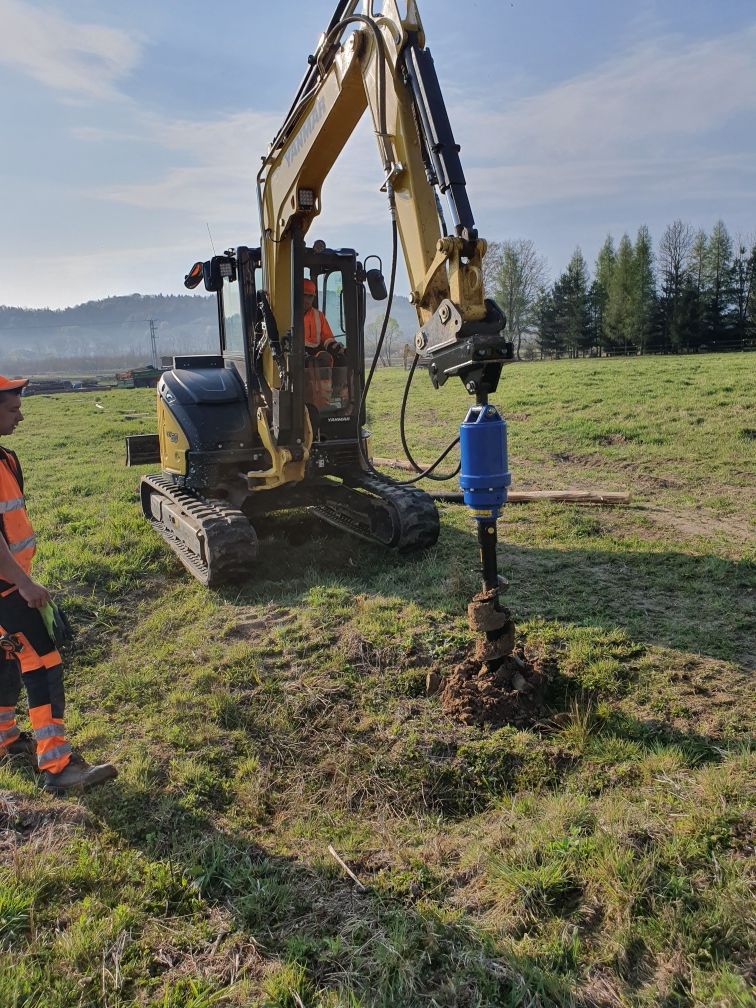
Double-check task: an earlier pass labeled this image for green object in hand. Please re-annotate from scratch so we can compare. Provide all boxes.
[40,602,56,641]
[40,602,74,646]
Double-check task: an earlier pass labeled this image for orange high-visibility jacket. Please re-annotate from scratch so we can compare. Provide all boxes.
[304,307,339,354]
[0,448,36,579]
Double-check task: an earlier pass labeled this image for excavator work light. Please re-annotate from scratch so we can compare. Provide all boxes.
[184,261,203,290]
[297,188,316,210]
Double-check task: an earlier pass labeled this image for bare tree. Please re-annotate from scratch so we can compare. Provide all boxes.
[367,316,401,366]
[481,240,504,292]
[658,220,696,351]
[658,219,694,297]
[489,239,548,359]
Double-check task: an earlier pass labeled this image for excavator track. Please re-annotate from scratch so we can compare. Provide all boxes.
[311,471,440,553]
[140,474,257,587]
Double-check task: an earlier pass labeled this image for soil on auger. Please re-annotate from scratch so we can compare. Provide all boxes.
[439,589,549,728]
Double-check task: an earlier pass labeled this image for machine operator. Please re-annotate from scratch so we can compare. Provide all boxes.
[303,278,347,409]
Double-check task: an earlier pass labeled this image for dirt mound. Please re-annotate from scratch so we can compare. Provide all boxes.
[440,648,547,728]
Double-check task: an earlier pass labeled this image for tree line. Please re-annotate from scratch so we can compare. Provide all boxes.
[484,220,755,359]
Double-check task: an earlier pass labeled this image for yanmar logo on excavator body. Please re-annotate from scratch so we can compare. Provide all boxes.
[285,97,326,168]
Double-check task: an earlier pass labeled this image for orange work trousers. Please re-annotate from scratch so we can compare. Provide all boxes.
[0,587,70,772]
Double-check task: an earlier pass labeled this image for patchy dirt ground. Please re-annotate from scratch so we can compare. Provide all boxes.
[0,789,89,852]
[639,504,755,545]
[224,605,296,640]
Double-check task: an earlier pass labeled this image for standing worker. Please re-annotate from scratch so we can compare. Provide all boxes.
[0,375,117,794]
[302,278,346,408]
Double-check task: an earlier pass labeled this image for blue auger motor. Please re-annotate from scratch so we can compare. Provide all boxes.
[459,403,511,592]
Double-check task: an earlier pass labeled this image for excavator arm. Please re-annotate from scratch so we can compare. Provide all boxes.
[257,0,510,397]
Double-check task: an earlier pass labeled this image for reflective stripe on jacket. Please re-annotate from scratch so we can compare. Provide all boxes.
[304,307,336,350]
[0,449,36,575]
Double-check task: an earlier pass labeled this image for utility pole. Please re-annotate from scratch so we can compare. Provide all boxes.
[147,319,159,369]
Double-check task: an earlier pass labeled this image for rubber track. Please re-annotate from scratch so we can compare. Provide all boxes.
[141,474,257,587]
[313,471,440,553]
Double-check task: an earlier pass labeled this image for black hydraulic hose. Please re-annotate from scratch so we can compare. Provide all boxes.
[358,194,460,486]
[427,492,465,502]
[399,351,460,481]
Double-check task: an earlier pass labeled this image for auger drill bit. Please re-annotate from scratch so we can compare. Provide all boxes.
[459,397,516,669]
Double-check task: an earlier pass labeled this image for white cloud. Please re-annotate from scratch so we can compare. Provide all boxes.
[89,113,281,253]
[0,0,141,99]
[0,239,202,309]
[97,108,382,229]
[452,25,756,209]
[467,152,756,213]
[18,12,753,309]
[94,20,756,231]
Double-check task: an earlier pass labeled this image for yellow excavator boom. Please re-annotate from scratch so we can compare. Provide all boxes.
[257,0,490,354]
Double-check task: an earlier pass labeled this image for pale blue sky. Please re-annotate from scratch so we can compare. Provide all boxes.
[1,0,754,309]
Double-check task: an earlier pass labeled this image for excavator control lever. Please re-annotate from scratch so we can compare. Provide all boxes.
[459,402,515,665]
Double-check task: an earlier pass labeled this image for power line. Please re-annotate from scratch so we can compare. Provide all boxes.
[148,319,159,369]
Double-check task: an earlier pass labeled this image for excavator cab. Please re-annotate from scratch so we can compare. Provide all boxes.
[299,244,374,446]
[303,270,350,419]
[181,241,376,454]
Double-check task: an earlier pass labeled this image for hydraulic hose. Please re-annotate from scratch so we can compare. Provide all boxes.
[399,352,460,481]
[357,189,460,486]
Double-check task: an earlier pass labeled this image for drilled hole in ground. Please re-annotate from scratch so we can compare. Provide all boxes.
[440,646,548,728]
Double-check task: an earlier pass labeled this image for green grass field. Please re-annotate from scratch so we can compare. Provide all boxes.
[1,352,753,1007]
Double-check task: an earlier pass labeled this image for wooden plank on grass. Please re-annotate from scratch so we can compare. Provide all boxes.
[372,458,630,503]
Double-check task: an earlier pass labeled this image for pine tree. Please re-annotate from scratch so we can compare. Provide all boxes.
[604,235,635,353]
[704,220,735,348]
[731,240,756,345]
[592,236,616,355]
[549,250,591,357]
[632,225,656,354]
[534,288,560,358]
[685,230,709,350]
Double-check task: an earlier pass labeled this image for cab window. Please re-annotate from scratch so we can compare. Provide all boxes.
[222,279,244,356]
[321,271,346,348]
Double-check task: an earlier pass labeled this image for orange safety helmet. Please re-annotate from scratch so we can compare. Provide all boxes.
[303,278,317,295]
[0,375,29,393]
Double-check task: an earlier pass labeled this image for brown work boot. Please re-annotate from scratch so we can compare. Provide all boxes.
[41,751,118,795]
[0,731,36,768]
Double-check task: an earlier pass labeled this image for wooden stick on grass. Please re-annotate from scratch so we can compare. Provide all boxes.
[327,845,367,890]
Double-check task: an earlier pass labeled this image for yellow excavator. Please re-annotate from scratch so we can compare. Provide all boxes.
[128,0,515,655]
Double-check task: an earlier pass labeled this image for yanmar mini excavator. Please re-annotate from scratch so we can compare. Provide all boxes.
[128,0,516,660]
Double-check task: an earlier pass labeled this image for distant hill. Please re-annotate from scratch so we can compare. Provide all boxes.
[0,294,217,371]
[0,291,420,373]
